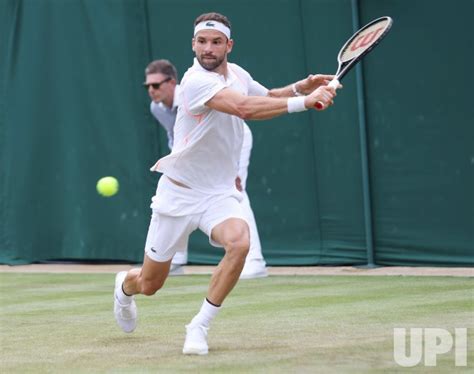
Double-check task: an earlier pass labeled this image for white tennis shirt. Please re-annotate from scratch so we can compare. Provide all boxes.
[151,58,268,194]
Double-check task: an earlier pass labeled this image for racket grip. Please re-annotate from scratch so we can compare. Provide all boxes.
[315,79,340,110]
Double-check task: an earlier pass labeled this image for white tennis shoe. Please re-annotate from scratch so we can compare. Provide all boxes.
[169,263,185,276]
[240,259,268,279]
[114,271,137,333]
[182,323,209,355]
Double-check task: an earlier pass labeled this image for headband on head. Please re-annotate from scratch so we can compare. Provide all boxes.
[194,20,231,39]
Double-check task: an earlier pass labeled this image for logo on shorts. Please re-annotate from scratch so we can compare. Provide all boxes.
[150,247,157,253]
[205,22,215,27]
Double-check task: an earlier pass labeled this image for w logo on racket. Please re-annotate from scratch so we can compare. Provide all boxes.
[350,27,385,51]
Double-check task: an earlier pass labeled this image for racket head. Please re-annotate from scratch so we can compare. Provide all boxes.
[336,16,393,79]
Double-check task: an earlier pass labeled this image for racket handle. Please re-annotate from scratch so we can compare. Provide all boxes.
[315,79,340,110]
[314,102,325,110]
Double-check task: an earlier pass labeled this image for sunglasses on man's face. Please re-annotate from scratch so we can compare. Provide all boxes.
[144,77,172,90]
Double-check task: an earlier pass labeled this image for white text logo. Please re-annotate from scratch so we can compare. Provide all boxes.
[393,328,467,367]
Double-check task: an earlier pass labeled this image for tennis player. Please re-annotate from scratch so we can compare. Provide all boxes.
[145,59,267,279]
[114,12,337,355]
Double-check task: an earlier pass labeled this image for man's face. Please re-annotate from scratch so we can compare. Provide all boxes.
[144,73,174,103]
[192,29,233,71]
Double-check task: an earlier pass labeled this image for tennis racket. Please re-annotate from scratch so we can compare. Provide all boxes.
[315,16,393,110]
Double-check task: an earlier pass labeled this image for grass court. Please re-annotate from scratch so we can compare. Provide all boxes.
[1,273,472,373]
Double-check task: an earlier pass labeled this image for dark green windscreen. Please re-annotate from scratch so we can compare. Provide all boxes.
[1,0,472,266]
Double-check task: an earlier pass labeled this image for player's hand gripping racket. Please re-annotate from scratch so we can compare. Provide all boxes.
[315,16,393,110]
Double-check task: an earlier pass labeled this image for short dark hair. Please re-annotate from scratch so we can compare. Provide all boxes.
[145,59,178,80]
[194,12,231,30]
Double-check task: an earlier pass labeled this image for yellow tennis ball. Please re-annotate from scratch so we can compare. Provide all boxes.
[96,176,119,197]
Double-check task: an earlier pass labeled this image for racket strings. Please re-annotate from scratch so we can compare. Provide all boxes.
[339,19,392,63]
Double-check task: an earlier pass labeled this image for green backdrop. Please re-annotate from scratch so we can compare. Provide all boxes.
[1,0,472,266]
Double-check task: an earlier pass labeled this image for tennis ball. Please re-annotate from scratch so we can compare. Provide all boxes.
[96,176,119,197]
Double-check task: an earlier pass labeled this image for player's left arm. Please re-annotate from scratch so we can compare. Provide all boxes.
[268,74,337,98]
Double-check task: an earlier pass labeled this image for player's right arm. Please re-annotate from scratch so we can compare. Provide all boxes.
[206,86,336,120]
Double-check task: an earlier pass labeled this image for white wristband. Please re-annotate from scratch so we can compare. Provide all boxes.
[287,97,307,113]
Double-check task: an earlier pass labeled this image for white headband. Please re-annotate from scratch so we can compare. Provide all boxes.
[194,20,231,39]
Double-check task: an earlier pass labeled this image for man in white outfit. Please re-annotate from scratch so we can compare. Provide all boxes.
[114,12,337,355]
[145,59,267,279]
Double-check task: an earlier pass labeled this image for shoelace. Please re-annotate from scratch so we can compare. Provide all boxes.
[186,324,208,340]
[115,297,135,319]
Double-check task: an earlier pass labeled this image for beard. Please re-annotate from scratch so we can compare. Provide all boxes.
[197,53,225,71]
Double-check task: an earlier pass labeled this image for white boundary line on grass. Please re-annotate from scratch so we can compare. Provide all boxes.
[0,264,472,277]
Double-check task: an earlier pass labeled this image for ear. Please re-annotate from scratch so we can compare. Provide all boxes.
[227,38,234,54]
[191,38,196,52]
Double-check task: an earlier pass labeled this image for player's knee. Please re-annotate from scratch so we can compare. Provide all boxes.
[140,278,164,296]
[225,237,250,261]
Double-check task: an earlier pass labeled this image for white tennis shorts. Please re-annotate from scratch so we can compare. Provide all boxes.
[144,176,247,262]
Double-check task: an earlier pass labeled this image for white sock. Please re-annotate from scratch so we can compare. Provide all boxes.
[190,298,221,328]
[115,282,133,305]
